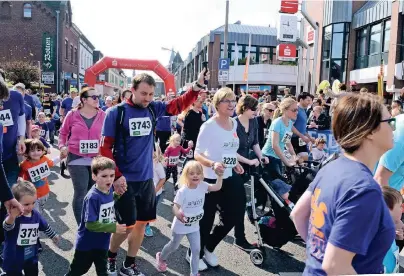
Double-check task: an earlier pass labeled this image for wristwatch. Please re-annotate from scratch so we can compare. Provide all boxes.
[193,81,205,90]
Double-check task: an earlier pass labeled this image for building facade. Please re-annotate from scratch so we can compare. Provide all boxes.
[75,23,95,90]
[0,0,83,94]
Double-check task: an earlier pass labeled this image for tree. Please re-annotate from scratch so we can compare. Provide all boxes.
[2,61,40,88]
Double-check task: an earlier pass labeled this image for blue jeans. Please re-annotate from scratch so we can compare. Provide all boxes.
[265,155,283,180]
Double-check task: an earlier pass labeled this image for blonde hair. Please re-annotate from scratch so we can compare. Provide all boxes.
[168,133,181,146]
[153,143,165,163]
[273,98,297,119]
[212,87,235,110]
[178,161,204,188]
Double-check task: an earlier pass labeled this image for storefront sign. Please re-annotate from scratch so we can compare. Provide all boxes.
[307,26,315,45]
[280,0,299,14]
[276,44,297,61]
[42,33,56,72]
[307,129,340,154]
[277,14,298,43]
[239,85,271,92]
[41,72,54,85]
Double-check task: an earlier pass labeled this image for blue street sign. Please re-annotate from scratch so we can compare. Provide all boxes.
[218,58,230,70]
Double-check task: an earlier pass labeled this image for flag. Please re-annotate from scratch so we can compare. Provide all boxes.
[243,33,252,82]
[378,60,384,98]
[234,41,239,67]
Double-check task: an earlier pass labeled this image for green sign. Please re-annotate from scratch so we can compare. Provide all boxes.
[42,33,56,72]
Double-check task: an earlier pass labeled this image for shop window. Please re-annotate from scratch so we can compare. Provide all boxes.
[70,44,73,64]
[0,1,11,19]
[74,48,78,65]
[370,23,382,55]
[23,3,31,18]
[383,20,391,53]
[65,39,68,60]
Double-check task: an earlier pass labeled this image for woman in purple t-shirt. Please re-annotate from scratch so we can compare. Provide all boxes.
[291,93,396,275]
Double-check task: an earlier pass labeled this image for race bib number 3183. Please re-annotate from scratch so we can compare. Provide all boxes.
[80,140,99,154]
[129,117,152,137]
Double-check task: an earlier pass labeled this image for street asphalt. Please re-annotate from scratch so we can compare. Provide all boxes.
[37,147,307,276]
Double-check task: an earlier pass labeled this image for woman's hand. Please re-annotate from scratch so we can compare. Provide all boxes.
[234,162,244,174]
[196,68,210,87]
[60,146,68,159]
[249,158,260,167]
[213,162,225,175]
[175,210,186,223]
[262,157,269,164]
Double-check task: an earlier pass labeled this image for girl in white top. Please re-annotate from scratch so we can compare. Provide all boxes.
[156,161,223,276]
[192,87,245,270]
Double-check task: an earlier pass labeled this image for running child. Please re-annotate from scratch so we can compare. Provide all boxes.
[164,133,193,193]
[19,139,60,211]
[31,125,51,154]
[35,112,49,141]
[309,138,328,162]
[2,181,59,275]
[156,161,223,276]
[66,156,127,276]
[145,144,166,237]
[382,186,404,274]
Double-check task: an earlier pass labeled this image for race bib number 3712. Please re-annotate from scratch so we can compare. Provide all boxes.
[129,117,152,137]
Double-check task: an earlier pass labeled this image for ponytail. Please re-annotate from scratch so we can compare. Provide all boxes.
[272,108,282,119]
[0,69,10,101]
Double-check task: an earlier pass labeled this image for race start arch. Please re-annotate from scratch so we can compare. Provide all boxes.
[84,57,176,94]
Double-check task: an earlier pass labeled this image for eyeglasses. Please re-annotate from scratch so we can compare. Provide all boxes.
[220,99,237,105]
[85,95,100,100]
[380,118,396,131]
[265,108,274,112]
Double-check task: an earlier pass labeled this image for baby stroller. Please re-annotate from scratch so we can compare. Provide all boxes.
[247,153,339,266]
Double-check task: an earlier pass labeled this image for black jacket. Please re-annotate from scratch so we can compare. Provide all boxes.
[307,112,330,131]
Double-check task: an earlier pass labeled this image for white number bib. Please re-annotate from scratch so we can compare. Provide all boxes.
[170,116,177,128]
[201,114,206,122]
[129,117,152,137]
[263,128,269,139]
[184,210,204,226]
[281,131,292,144]
[17,223,39,246]
[98,201,115,224]
[80,140,99,154]
[222,153,237,168]
[186,149,193,159]
[40,129,45,137]
[298,138,306,146]
[28,162,50,182]
[44,109,51,115]
[0,109,13,127]
[168,156,179,166]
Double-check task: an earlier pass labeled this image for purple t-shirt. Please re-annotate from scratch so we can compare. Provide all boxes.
[35,122,49,139]
[75,185,115,251]
[61,97,73,115]
[304,156,395,275]
[53,100,61,115]
[3,210,49,271]
[102,101,166,181]
[24,103,32,121]
[1,90,24,161]
[24,94,35,118]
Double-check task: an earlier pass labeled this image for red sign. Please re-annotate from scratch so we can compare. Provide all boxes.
[307,26,315,45]
[276,44,297,61]
[280,0,299,14]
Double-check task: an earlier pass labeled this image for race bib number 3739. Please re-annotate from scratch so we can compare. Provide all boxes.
[98,202,115,223]
[17,223,39,246]
[129,117,152,137]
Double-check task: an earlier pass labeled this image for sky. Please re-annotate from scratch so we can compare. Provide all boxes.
[70,0,280,76]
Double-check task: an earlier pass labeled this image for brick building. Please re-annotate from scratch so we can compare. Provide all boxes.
[0,1,80,94]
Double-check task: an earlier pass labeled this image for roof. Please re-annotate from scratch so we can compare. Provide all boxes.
[212,24,277,36]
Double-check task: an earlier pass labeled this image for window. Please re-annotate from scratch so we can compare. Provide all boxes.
[0,2,11,18]
[70,44,73,63]
[65,11,69,25]
[383,20,391,53]
[81,51,84,69]
[23,3,32,18]
[74,48,77,65]
[65,39,68,60]
[331,33,344,59]
[322,26,332,58]
[370,23,382,54]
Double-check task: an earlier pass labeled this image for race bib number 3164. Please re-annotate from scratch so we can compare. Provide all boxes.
[129,117,152,137]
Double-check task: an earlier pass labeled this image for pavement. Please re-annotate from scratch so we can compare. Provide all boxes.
[37,146,307,276]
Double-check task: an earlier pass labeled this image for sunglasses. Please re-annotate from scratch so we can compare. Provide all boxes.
[289,108,298,112]
[380,118,396,131]
[85,95,100,100]
[265,108,274,112]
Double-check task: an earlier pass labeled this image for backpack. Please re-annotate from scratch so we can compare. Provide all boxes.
[113,102,156,162]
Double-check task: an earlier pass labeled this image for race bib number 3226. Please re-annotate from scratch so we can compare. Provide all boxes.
[129,117,152,137]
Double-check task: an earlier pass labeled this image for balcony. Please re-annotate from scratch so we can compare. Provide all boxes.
[355,52,389,69]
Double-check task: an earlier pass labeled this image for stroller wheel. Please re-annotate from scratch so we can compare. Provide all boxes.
[250,248,264,266]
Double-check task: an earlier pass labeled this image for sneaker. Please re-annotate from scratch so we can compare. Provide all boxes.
[185,250,208,271]
[144,224,153,237]
[107,258,117,275]
[155,252,167,272]
[0,268,5,276]
[233,238,256,252]
[203,247,218,267]
[119,262,145,276]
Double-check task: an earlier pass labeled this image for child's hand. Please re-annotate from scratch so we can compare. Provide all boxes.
[396,229,404,240]
[47,148,51,155]
[115,223,127,234]
[175,211,186,223]
[52,235,61,244]
[188,141,194,148]
[9,206,21,219]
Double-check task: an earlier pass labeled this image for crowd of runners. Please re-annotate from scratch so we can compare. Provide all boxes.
[0,64,404,276]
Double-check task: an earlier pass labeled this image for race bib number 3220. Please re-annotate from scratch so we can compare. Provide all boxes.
[129,117,152,137]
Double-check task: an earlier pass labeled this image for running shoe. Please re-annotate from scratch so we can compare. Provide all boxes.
[107,258,117,275]
[203,247,218,267]
[119,262,145,276]
[144,224,153,237]
[186,250,208,271]
[233,238,256,252]
[155,252,167,272]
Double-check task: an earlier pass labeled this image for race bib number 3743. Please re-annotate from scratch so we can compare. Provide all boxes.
[129,117,152,137]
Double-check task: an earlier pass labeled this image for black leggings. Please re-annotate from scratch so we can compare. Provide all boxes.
[5,261,38,276]
[199,174,246,258]
[156,131,171,153]
[165,166,178,191]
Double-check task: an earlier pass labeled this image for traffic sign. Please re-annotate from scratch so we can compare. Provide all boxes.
[218,70,229,82]
[276,44,297,61]
[218,58,230,70]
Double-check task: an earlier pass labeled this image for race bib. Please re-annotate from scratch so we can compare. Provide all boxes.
[263,128,269,139]
[98,201,115,224]
[129,117,152,137]
[298,138,306,146]
[281,131,292,144]
[28,162,50,182]
[0,109,13,127]
[184,210,204,226]
[201,114,206,122]
[80,140,99,154]
[170,116,177,128]
[168,156,179,166]
[44,109,51,115]
[222,153,237,168]
[17,223,39,246]
[186,149,193,159]
[40,129,45,137]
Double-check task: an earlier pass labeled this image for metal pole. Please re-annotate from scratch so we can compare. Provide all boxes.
[304,44,310,92]
[296,19,305,97]
[224,0,229,59]
[311,23,319,95]
[56,10,60,94]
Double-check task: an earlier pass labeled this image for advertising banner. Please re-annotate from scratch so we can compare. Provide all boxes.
[307,129,341,154]
[42,32,56,83]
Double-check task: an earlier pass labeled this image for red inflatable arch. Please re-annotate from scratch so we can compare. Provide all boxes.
[84,57,176,94]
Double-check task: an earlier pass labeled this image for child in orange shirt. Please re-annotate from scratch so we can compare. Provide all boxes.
[19,139,60,211]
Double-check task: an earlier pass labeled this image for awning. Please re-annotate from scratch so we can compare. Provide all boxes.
[352,0,391,29]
